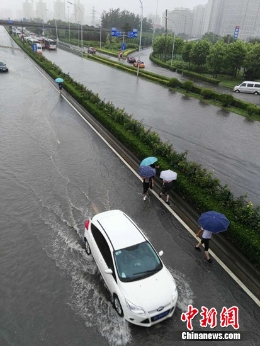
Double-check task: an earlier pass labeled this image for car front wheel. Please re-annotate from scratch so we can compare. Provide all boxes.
[84,238,91,255]
[113,294,124,317]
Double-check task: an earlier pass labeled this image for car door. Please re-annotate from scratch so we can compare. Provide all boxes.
[246,83,254,93]
[91,225,117,293]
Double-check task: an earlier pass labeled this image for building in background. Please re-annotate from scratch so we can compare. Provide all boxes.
[53,1,66,21]
[220,0,260,41]
[22,0,34,20]
[35,1,47,22]
[202,0,260,41]
[164,8,193,37]
[192,4,207,38]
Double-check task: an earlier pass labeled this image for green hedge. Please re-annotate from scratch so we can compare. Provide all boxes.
[182,69,220,85]
[12,34,260,265]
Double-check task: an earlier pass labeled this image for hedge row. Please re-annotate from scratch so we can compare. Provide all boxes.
[12,35,260,265]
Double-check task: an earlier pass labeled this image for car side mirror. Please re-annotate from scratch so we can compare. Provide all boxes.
[158,250,164,257]
[105,268,113,274]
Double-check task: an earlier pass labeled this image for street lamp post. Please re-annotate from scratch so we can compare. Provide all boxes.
[93,10,102,49]
[67,1,83,57]
[137,0,143,77]
[165,17,176,67]
[67,6,70,42]
[45,9,58,42]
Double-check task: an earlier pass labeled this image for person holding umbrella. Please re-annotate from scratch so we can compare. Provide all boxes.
[55,78,64,94]
[138,165,156,201]
[195,211,230,263]
[159,170,177,205]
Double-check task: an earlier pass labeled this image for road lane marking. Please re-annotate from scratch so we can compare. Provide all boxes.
[33,60,260,308]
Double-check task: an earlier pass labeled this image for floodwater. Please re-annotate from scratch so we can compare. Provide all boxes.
[1,27,260,346]
[42,47,260,205]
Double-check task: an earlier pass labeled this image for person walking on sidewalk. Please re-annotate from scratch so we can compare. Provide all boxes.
[142,176,154,200]
[159,180,175,205]
[195,228,213,263]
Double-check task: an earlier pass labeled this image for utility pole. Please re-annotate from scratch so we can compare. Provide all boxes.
[164,9,167,62]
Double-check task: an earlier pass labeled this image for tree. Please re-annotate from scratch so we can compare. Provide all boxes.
[206,41,227,78]
[101,8,153,33]
[225,40,246,78]
[243,43,260,79]
[182,41,194,69]
[153,34,172,60]
[190,40,211,71]
[202,32,221,44]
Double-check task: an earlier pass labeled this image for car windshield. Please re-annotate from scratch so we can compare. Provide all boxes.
[114,241,163,282]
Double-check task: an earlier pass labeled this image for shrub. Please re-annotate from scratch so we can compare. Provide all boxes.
[219,94,234,107]
[182,80,194,93]
[168,78,181,88]
[247,105,258,116]
[201,88,213,99]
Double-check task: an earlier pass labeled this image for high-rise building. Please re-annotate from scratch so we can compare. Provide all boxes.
[203,0,260,41]
[22,0,34,20]
[221,0,260,41]
[35,1,47,22]
[53,0,66,21]
[192,4,207,38]
[165,8,193,36]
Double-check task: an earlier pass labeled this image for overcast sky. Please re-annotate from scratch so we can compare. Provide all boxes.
[4,0,208,19]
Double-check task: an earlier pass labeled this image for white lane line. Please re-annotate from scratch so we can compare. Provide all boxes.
[34,61,260,308]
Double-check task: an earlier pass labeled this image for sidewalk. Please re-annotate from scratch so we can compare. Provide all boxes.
[65,89,260,302]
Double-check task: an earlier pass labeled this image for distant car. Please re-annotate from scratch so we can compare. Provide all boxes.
[88,47,96,54]
[127,56,136,63]
[133,60,145,68]
[0,62,8,72]
[84,210,178,327]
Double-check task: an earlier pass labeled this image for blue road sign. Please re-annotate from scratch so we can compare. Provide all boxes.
[32,43,37,52]
[133,28,138,38]
[128,31,134,38]
[111,27,117,36]
[116,31,122,37]
[121,42,126,50]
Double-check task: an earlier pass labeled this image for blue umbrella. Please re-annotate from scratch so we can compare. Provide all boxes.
[198,211,230,234]
[138,166,156,178]
[55,78,64,83]
[140,157,158,167]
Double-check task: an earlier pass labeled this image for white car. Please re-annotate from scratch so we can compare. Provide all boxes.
[84,210,178,327]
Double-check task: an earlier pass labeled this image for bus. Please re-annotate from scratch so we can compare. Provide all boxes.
[43,38,57,50]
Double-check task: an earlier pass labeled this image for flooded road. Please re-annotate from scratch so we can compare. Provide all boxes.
[42,47,260,205]
[1,27,260,346]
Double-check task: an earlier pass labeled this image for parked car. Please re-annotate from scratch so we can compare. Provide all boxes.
[84,210,178,327]
[0,62,8,72]
[133,60,145,68]
[127,56,136,63]
[233,81,260,94]
[88,47,96,54]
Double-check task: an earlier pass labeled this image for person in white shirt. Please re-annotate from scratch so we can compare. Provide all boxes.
[195,228,213,263]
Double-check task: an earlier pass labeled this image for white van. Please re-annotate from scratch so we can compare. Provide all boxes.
[233,81,260,95]
[36,43,42,54]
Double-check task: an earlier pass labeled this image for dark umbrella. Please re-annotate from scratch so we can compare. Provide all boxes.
[198,211,230,233]
[138,166,156,179]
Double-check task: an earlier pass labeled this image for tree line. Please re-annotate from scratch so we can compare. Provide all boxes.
[153,33,260,80]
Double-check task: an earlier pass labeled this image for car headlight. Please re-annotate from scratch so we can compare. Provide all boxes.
[125,299,145,315]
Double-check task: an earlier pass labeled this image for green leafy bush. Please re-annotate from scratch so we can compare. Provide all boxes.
[182,80,194,93]
[219,94,234,107]
[201,88,213,99]
[168,78,181,88]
